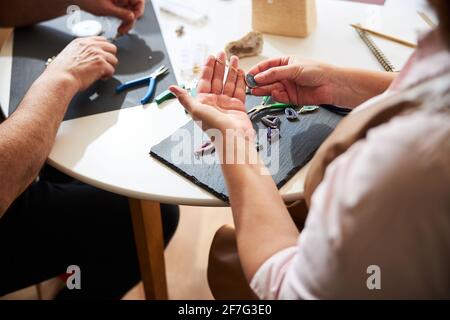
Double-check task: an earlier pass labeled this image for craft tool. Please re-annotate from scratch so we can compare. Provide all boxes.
[350,24,417,48]
[115,65,169,105]
[248,102,294,119]
[262,96,272,105]
[353,24,396,72]
[155,79,198,106]
[299,106,320,114]
[417,11,436,28]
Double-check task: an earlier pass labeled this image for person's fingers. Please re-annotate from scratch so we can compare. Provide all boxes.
[222,56,239,97]
[96,40,118,54]
[102,51,119,66]
[254,65,299,85]
[86,36,109,42]
[131,0,145,18]
[105,2,135,24]
[272,90,290,104]
[197,55,216,94]
[251,82,285,96]
[118,19,135,35]
[169,85,196,114]
[233,69,247,103]
[100,59,116,79]
[280,79,298,105]
[247,57,290,76]
[211,51,227,95]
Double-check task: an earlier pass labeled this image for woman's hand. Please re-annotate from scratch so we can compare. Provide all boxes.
[249,56,396,108]
[170,52,254,140]
[249,56,336,106]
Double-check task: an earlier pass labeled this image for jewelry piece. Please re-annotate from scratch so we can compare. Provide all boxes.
[299,106,320,114]
[256,141,264,152]
[261,115,280,129]
[285,107,299,121]
[175,25,185,37]
[194,141,215,158]
[245,74,258,89]
[45,56,57,66]
[267,128,280,144]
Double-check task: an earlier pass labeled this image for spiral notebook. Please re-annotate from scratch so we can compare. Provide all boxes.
[354,27,396,72]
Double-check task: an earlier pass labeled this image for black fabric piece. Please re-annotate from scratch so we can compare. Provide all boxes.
[151,97,343,203]
[0,165,179,299]
[9,2,176,121]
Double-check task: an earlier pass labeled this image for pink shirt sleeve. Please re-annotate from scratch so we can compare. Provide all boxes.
[250,111,450,300]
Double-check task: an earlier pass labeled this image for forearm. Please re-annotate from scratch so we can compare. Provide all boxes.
[0,73,77,216]
[220,138,299,281]
[331,67,396,108]
[0,0,72,27]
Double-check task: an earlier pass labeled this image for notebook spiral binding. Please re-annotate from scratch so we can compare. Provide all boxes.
[355,28,396,73]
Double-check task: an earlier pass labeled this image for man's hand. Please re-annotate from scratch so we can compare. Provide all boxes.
[77,0,145,35]
[170,52,254,139]
[249,56,336,106]
[44,37,118,92]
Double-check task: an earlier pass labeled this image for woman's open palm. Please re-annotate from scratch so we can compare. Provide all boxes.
[170,52,253,135]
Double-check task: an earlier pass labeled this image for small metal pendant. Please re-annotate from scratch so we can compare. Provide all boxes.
[285,107,299,121]
[194,141,215,158]
[299,106,320,114]
[261,115,280,129]
[245,74,258,89]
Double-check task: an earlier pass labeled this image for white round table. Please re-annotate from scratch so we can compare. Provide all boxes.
[0,0,427,299]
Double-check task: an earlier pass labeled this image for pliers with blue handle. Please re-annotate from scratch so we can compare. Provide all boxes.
[115,65,169,105]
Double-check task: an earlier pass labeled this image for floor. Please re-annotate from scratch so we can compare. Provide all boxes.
[1,206,234,300]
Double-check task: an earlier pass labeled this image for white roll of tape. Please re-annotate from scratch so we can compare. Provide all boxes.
[71,20,103,37]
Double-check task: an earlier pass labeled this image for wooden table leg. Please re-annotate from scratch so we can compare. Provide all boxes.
[129,199,168,300]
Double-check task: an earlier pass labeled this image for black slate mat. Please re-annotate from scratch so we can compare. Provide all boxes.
[150,98,344,202]
[9,2,176,121]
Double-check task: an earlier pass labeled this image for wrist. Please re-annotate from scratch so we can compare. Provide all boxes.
[328,65,350,106]
[39,69,80,95]
[215,132,259,165]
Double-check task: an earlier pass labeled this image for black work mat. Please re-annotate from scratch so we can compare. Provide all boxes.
[9,2,176,121]
[150,98,343,202]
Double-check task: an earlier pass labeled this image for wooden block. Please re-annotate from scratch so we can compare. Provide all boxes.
[252,0,317,38]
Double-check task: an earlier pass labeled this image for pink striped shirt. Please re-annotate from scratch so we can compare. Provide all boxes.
[250,31,450,299]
